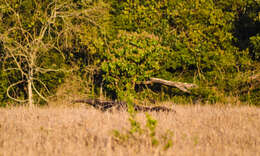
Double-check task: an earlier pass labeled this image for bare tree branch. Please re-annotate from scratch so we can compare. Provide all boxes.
[31,78,51,94]
[141,78,198,93]
[35,67,67,74]
[4,68,20,71]
[1,0,100,106]
[8,51,28,78]
[7,80,28,103]
[32,81,49,102]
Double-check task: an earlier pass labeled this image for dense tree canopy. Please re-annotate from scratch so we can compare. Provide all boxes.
[0,0,259,106]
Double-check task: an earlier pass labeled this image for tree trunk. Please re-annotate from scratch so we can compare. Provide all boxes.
[28,75,34,107]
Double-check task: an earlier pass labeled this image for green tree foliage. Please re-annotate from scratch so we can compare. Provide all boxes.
[0,0,259,105]
[0,0,107,105]
[250,34,260,61]
[107,0,256,102]
[101,31,170,95]
[231,0,260,61]
[0,44,8,106]
[0,0,71,105]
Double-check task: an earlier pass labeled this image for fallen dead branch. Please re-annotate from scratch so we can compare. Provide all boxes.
[141,77,198,93]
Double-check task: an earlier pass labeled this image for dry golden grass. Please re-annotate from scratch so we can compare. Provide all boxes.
[0,104,259,156]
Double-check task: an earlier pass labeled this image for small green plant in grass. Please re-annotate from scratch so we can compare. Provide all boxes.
[145,113,159,146]
[162,130,174,151]
[128,107,143,136]
[112,92,173,150]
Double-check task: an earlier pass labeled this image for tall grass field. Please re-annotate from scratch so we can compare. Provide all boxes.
[0,104,259,156]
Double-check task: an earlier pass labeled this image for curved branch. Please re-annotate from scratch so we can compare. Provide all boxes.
[4,47,28,78]
[53,46,66,60]
[4,1,34,42]
[32,78,50,94]
[32,81,49,102]
[7,80,28,103]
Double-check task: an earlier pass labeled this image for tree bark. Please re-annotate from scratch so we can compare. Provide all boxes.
[142,77,198,93]
[28,74,33,107]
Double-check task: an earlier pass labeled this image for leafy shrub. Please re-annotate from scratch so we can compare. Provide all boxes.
[250,34,260,61]
[101,31,170,96]
[106,0,253,102]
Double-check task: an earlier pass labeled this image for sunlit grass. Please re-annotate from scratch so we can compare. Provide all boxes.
[0,104,259,156]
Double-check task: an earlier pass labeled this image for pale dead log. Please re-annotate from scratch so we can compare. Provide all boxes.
[142,77,198,93]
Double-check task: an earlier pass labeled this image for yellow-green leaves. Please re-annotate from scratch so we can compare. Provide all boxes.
[101,31,169,93]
